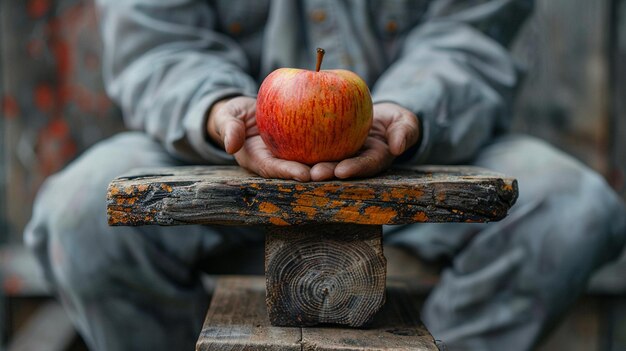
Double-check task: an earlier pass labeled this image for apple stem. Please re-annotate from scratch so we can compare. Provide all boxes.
[315,48,325,72]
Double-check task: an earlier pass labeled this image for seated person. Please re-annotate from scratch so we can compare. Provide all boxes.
[25,1,626,350]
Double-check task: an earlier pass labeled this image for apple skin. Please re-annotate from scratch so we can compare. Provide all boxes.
[256,68,373,165]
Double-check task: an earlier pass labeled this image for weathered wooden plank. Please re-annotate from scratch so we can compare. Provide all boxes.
[265,225,386,327]
[107,165,518,226]
[197,276,438,351]
[196,276,302,351]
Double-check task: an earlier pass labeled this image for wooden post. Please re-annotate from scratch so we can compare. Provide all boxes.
[265,224,386,327]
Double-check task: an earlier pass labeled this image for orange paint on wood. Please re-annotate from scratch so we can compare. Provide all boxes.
[338,188,376,200]
[269,217,290,226]
[294,194,330,208]
[278,185,293,193]
[115,196,137,205]
[332,205,363,223]
[259,202,281,214]
[363,206,397,222]
[312,184,342,197]
[293,205,318,219]
[108,186,120,196]
[436,192,446,203]
[502,182,515,192]
[413,212,429,222]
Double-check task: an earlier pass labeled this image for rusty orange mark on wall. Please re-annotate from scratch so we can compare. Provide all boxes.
[248,183,260,189]
[3,275,24,296]
[259,202,280,214]
[294,184,306,191]
[53,40,71,77]
[502,182,514,192]
[27,0,51,18]
[363,206,397,223]
[34,83,55,112]
[1,95,19,119]
[413,212,429,222]
[160,183,173,192]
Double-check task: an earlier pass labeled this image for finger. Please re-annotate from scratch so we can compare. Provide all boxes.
[334,139,393,179]
[222,118,246,154]
[310,162,338,181]
[386,113,420,156]
[257,157,312,182]
[235,137,311,182]
[215,98,256,154]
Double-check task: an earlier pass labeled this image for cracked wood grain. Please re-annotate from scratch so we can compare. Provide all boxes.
[106,165,518,226]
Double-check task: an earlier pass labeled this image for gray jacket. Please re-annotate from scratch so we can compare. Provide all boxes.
[96,0,533,165]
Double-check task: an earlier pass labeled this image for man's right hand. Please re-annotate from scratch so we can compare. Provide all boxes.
[207,96,312,182]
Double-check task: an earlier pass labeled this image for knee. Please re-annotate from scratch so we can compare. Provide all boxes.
[477,135,626,259]
[25,132,176,298]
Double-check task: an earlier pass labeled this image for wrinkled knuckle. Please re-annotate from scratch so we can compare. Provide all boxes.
[257,161,275,179]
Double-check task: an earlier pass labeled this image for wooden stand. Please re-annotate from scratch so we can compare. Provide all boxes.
[196,276,441,351]
[265,224,386,327]
[106,165,518,337]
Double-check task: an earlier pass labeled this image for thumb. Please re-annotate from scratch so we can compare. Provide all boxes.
[221,117,246,154]
[386,111,420,156]
[208,97,255,154]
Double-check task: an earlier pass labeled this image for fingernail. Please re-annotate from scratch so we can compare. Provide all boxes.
[224,135,230,150]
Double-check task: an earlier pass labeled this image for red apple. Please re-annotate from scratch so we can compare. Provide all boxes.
[256,48,373,165]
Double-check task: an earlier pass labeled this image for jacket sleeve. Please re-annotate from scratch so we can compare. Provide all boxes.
[96,0,258,164]
[372,0,534,164]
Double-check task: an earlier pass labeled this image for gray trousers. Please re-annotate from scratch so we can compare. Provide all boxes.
[25,132,626,351]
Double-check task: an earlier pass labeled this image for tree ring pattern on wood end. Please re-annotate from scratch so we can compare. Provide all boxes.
[266,229,386,327]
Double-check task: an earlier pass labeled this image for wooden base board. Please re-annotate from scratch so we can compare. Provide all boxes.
[196,276,440,351]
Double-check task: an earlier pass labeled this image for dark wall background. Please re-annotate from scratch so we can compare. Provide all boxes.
[0,0,625,241]
[0,0,124,244]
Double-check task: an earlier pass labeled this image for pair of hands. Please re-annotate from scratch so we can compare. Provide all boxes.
[207,96,420,182]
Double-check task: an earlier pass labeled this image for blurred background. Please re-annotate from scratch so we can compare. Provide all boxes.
[0,0,625,350]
